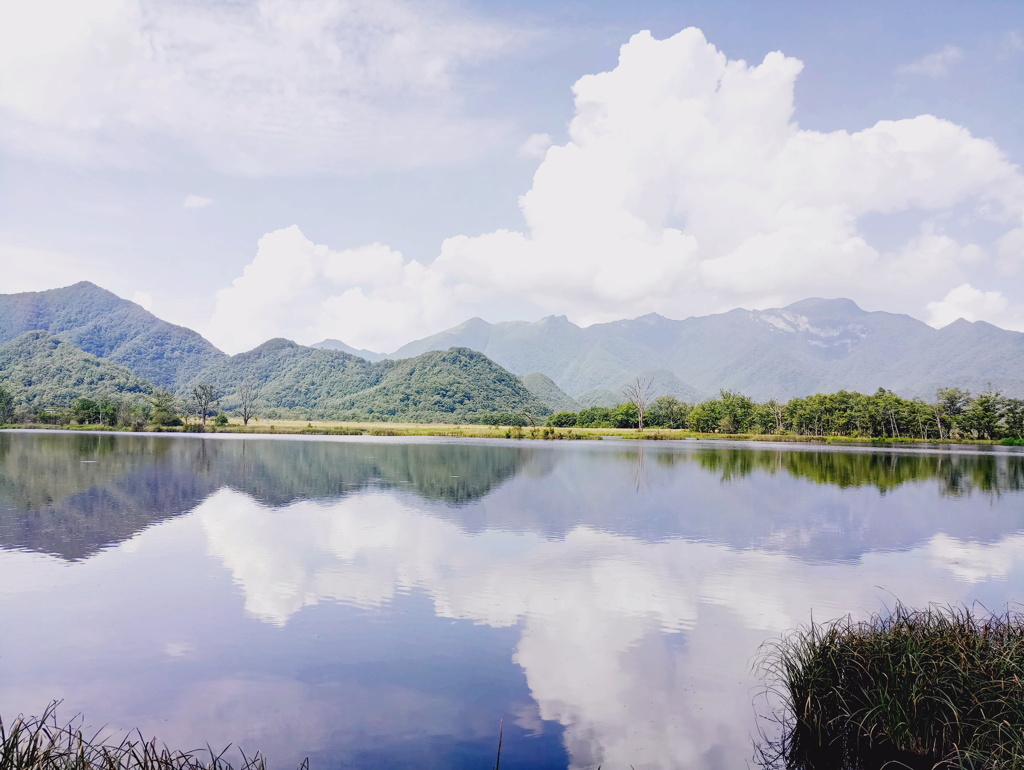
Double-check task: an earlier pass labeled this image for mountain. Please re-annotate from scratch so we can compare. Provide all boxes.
[521,372,579,412]
[336,348,550,422]
[0,282,225,389]
[310,338,385,362]
[194,337,394,416]
[0,331,154,410]
[386,299,1024,401]
[195,341,550,422]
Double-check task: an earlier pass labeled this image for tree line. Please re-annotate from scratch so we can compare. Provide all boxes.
[0,381,261,431]
[546,387,1024,441]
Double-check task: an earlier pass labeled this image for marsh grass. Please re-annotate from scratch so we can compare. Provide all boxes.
[758,604,1024,769]
[0,705,306,770]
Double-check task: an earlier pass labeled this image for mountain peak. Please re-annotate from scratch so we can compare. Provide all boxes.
[783,297,864,316]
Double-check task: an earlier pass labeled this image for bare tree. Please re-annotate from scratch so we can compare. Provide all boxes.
[236,380,261,426]
[622,376,656,432]
[191,383,218,427]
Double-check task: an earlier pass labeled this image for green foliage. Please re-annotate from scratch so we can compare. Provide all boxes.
[0,703,296,770]
[576,406,615,428]
[760,604,1024,768]
[0,281,224,389]
[521,372,579,412]
[547,411,578,427]
[0,331,154,416]
[214,413,228,426]
[545,386,1024,441]
[0,382,13,424]
[341,348,549,423]
[646,395,690,428]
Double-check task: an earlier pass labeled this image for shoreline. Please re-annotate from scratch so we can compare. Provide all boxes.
[2,420,1020,452]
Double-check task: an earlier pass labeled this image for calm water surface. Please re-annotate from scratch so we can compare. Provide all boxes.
[2,432,1024,769]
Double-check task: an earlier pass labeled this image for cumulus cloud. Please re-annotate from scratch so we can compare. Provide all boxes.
[182,195,212,209]
[517,132,553,159]
[898,45,965,77]
[197,486,1008,769]
[206,28,1024,352]
[0,0,515,173]
[925,283,1024,331]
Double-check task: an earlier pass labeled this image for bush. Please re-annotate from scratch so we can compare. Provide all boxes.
[547,411,578,427]
[759,604,1024,769]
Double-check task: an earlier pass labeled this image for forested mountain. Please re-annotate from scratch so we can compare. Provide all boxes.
[339,348,550,422]
[0,331,154,410]
[196,342,549,422]
[388,299,1024,400]
[0,282,225,388]
[310,338,385,361]
[194,338,394,415]
[6,282,1024,408]
[521,372,579,412]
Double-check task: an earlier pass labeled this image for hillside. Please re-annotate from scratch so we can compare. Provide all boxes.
[0,282,225,389]
[521,372,579,412]
[194,342,549,422]
[0,331,154,410]
[338,348,551,422]
[387,299,1024,400]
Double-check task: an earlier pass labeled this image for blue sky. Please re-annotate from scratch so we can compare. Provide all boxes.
[2,0,1023,353]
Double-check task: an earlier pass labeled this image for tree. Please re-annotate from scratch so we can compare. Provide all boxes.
[150,389,181,426]
[622,376,656,431]
[0,383,14,424]
[547,411,578,427]
[191,383,218,427]
[236,380,261,426]
[646,395,690,429]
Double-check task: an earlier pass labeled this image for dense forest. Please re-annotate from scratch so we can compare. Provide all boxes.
[546,387,1024,441]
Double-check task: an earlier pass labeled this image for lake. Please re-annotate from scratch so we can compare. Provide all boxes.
[2,431,1023,769]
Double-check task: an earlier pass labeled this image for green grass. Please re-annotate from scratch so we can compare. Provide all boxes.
[758,604,1024,769]
[0,704,304,770]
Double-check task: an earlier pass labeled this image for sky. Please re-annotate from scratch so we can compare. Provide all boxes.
[2,0,1024,354]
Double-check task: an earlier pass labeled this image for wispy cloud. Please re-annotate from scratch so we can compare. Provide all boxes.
[0,0,519,175]
[182,195,212,210]
[898,44,964,77]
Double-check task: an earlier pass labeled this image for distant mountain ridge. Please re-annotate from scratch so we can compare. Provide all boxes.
[387,298,1024,401]
[4,283,1024,408]
[310,338,386,362]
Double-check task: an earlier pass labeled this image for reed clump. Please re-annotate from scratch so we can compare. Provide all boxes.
[0,704,304,770]
[760,604,1024,769]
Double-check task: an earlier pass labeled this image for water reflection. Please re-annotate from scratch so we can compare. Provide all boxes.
[1,433,1024,769]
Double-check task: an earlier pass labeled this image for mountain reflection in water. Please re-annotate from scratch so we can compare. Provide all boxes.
[1,432,1023,770]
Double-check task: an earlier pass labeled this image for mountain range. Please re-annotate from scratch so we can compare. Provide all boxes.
[2,283,1024,419]
[371,297,1024,401]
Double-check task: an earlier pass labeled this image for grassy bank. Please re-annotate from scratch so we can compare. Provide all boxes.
[0,705,302,770]
[2,419,1014,447]
[760,604,1024,769]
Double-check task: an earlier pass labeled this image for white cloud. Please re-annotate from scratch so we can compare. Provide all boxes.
[206,28,1024,352]
[925,283,1024,330]
[196,486,1007,769]
[182,195,212,209]
[0,0,516,174]
[518,132,553,159]
[898,44,964,77]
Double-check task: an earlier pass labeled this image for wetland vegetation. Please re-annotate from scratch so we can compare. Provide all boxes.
[759,605,1024,769]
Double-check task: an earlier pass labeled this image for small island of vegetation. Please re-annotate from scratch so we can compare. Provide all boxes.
[760,604,1024,769]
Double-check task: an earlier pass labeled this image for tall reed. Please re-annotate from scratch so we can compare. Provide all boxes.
[759,604,1024,769]
[0,704,305,770]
